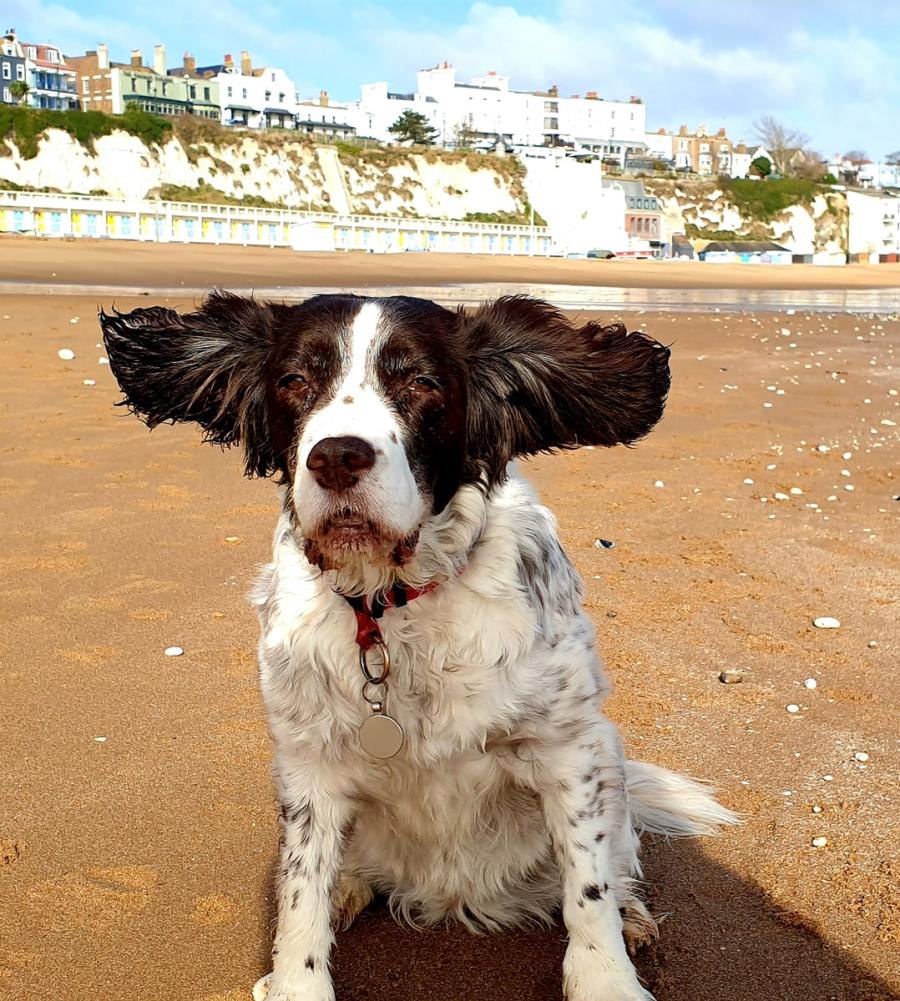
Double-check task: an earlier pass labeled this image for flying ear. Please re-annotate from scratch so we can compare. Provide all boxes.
[99,290,277,477]
[462,296,671,481]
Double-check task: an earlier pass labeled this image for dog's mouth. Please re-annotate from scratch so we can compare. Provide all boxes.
[304,507,420,568]
[320,508,382,549]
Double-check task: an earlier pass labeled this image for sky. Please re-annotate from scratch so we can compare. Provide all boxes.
[7,0,900,158]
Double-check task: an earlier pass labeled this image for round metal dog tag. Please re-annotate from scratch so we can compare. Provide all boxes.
[359,713,404,759]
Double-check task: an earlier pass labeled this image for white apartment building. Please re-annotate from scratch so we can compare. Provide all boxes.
[215,52,298,128]
[847,189,900,260]
[295,92,358,138]
[356,63,647,159]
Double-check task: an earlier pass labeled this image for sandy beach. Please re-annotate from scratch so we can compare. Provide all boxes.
[1,240,898,1001]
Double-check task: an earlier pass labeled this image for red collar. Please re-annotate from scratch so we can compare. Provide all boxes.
[340,581,440,651]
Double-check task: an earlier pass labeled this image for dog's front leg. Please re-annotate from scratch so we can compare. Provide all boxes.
[262,765,353,1001]
[538,722,654,1001]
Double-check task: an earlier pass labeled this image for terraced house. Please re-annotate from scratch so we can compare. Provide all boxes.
[1,30,27,105]
[19,37,77,110]
[69,44,218,118]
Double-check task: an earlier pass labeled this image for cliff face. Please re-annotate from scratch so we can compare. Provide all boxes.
[644,178,849,257]
[0,128,527,220]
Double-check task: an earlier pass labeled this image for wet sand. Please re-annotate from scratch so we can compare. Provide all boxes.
[1,271,898,1000]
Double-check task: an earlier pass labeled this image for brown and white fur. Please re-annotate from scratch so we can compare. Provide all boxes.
[100,292,736,1001]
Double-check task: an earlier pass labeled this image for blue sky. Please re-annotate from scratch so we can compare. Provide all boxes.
[7,1,900,157]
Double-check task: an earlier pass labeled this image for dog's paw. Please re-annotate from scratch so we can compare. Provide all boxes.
[331,873,374,930]
[621,896,659,955]
[251,973,335,1001]
[563,942,655,1001]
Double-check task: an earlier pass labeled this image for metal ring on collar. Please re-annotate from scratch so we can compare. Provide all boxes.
[359,638,391,685]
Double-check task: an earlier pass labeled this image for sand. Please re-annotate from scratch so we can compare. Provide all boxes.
[1,242,898,1001]
[4,234,900,290]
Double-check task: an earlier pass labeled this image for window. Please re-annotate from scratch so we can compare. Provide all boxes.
[227,85,232,97]
[203,86,210,100]
[16,64,24,80]
[82,77,89,92]
[265,90,271,100]
[2,86,9,102]
[700,142,710,152]
[1,63,9,79]
[189,85,196,98]
[241,87,247,99]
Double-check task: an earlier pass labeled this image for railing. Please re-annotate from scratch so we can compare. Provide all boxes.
[0,188,553,256]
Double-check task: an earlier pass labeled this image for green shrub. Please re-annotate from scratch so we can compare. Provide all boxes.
[723,176,820,221]
[0,104,171,159]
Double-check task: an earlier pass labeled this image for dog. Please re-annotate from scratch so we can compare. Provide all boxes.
[100,292,736,1001]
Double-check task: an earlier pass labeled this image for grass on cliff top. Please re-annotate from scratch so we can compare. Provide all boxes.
[723,177,821,220]
[157,182,288,209]
[0,105,171,159]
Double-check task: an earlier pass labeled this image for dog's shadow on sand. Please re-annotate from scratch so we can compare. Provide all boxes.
[261,839,894,1001]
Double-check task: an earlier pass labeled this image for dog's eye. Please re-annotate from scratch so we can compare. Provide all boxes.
[411,375,440,392]
[278,373,309,391]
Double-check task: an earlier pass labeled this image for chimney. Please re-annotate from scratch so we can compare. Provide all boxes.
[130,48,142,67]
[224,53,234,69]
[678,124,688,136]
[240,49,251,75]
[97,42,109,70]
[183,52,196,76]
[319,89,329,107]
[153,43,166,75]
[548,84,558,97]
[717,127,726,137]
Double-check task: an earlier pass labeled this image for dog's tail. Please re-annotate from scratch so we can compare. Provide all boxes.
[624,759,740,838]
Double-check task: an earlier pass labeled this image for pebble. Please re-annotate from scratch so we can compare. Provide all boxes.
[803,678,817,689]
[83,379,96,386]
[164,646,184,657]
[93,736,107,743]
[868,640,878,648]
[816,444,830,453]
[593,538,616,549]
[789,487,803,495]
[813,617,840,629]
[224,536,242,544]
[812,805,822,814]
[58,348,75,360]
[654,480,665,488]
[98,356,110,365]
[854,751,869,762]
[823,774,834,781]
[842,451,853,460]
[719,669,743,684]
[69,317,79,324]
[786,704,800,714]
[811,836,828,848]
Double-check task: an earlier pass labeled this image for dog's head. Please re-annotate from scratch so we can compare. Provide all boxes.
[100,293,669,570]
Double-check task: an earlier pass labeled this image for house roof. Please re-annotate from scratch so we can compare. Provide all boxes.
[22,42,74,70]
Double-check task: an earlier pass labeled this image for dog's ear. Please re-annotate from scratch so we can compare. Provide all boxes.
[461,296,670,481]
[99,291,277,477]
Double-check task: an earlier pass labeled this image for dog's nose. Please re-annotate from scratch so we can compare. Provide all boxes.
[306,436,376,492]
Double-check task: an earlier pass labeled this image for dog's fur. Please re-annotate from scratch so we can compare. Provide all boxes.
[101,292,736,1001]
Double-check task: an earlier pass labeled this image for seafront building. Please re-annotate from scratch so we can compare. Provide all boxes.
[356,63,647,161]
[69,45,219,118]
[1,31,26,106]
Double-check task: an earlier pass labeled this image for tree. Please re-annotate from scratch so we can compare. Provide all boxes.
[752,115,811,176]
[750,155,772,177]
[388,110,438,146]
[452,119,480,149]
[884,150,900,164]
[843,150,867,162]
[9,80,29,105]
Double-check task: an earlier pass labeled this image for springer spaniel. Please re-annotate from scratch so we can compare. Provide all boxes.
[100,293,735,1001]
